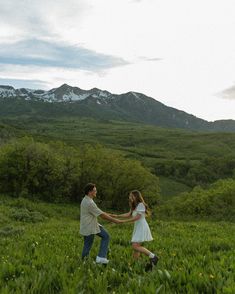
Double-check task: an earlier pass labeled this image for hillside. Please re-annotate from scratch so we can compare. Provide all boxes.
[1,84,235,132]
[2,116,235,191]
[158,178,235,221]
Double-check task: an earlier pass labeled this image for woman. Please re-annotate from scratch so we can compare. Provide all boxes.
[112,190,159,270]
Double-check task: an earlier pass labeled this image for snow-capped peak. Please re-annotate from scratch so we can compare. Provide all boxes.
[0,84,113,103]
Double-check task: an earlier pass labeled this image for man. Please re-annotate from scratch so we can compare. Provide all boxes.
[80,183,122,264]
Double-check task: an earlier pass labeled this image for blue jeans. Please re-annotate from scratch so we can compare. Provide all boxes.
[82,226,110,258]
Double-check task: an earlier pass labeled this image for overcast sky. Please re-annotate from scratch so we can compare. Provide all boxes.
[0,0,235,121]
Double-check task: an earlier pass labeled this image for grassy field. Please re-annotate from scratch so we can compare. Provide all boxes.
[158,177,192,201]
[0,195,234,294]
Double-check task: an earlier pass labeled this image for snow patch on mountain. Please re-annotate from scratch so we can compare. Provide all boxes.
[0,87,17,97]
[63,92,90,102]
[131,92,140,99]
[0,84,142,106]
[0,85,113,103]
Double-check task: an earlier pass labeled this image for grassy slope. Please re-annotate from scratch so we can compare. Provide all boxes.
[2,117,235,158]
[0,195,235,293]
[158,176,192,201]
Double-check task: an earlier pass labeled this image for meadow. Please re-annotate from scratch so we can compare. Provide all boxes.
[0,195,234,294]
[1,116,235,293]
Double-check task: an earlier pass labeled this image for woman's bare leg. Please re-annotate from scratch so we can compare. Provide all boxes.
[132,242,152,257]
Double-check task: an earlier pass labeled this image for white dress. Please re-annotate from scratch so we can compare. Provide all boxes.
[131,203,153,243]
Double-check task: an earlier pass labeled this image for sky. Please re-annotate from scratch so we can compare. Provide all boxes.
[0,0,235,121]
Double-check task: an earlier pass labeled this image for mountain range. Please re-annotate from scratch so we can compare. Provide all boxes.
[0,84,235,132]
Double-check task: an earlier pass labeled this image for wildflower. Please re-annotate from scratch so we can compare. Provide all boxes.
[210,274,215,279]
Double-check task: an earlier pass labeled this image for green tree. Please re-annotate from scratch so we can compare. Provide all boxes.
[0,138,80,202]
[77,144,160,209]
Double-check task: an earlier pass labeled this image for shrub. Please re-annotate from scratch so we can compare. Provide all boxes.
[158,179,235,221]
[10,208,46,223]
[0,225,24,237]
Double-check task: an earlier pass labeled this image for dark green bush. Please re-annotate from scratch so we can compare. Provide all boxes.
[10,208,46,223]
[209,242,232,252]
[0,225,24,237]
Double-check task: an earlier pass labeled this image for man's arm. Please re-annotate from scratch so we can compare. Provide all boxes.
[109,211,132,218]
[100,213,123,224]
[122,214,141,223]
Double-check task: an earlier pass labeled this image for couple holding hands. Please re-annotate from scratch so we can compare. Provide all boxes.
[80,183,159,271]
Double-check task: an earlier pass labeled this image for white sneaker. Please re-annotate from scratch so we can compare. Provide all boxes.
[96,256,109,264]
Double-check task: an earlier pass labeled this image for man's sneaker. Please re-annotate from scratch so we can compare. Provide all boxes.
[96,256,109,264]
[150,255,159,266]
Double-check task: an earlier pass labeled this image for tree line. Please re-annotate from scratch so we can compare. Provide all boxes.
[158,178,235,221]
[154,156,235,187]
[0,138,159,209]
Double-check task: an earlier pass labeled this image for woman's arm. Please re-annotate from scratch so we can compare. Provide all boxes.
[109,210,132,218]
[122,214,141,223]
[100,213,125,224]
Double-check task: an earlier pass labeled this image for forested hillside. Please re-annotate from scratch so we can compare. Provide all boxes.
[2,117,235,190]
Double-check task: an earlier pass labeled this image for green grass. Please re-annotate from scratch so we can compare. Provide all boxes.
[0,195,234,293]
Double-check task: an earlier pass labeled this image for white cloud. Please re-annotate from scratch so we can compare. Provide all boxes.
[0,0,90,42]
[218,85,235,100]
[0,0,234,120]
[0,39,128,70]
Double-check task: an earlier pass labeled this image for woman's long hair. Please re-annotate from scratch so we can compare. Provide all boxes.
[129,190,150,216]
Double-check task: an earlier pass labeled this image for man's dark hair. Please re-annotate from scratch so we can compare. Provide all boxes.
[84,183,96,195]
